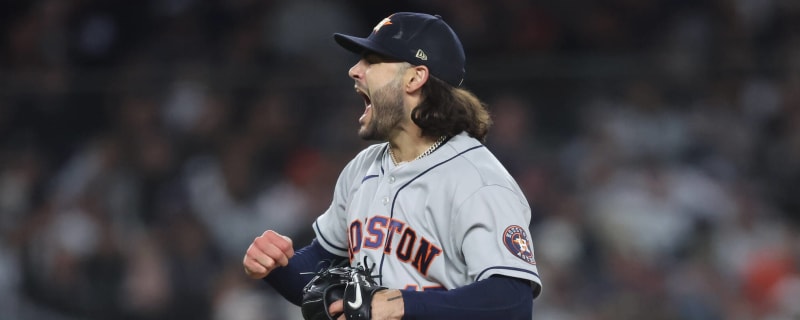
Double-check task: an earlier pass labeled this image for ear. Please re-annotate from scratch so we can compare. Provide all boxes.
[405,65,429,93]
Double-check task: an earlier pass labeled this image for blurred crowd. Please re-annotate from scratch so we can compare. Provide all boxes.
[1,0,799,319]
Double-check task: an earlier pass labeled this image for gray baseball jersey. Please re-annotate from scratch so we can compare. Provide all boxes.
[313,132,542,295]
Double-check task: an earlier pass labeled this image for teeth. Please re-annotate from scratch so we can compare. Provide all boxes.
[356,90,370,105]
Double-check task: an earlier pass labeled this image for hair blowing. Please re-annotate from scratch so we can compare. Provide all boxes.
[412,76,492,142]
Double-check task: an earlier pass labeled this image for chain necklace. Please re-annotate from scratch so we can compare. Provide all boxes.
[388,136,447,166]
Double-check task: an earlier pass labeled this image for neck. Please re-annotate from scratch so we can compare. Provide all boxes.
[388,135,446,165]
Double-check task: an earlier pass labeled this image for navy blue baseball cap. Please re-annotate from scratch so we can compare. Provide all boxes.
[334,12,466,87]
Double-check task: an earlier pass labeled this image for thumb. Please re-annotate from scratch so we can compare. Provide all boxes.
[328,299,344,318]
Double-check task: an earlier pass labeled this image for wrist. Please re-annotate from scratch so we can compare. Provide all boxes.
[375,289,404,319]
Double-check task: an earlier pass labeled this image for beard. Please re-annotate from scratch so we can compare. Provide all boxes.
[358,76,406,141]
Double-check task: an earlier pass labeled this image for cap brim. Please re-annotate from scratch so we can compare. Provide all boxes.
[333,33,404,61]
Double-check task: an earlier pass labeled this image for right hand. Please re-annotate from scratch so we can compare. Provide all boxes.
[243,230,294,279]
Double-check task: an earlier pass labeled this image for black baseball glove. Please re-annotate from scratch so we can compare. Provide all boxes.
[301,259,385,320]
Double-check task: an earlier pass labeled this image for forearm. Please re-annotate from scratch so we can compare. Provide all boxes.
[264,238,346,305]
[400,276,534,320]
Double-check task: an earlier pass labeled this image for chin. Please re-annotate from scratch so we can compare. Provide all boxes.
[358,132,379,141]
[358,127,385,142]
[357,127,374,141]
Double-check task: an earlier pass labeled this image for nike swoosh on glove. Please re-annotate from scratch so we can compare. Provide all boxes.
[343,270,386,320]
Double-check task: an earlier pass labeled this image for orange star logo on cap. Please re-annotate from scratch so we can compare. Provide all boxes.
[373,17,392,33]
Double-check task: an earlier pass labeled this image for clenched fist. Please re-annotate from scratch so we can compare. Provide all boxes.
[243,230,295,279]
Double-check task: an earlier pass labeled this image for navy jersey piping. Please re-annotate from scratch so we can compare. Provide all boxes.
[377,144,485,285]
[363,144,389,183]
[314,220,349,253]
[476,266,540,281]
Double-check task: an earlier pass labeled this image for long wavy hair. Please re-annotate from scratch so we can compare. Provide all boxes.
[411,76,492,142]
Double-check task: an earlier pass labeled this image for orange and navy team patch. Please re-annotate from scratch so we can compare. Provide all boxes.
[503,225,536,265]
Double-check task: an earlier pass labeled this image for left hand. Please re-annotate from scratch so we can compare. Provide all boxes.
[328,289,405,320]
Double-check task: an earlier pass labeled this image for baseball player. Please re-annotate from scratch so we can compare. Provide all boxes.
[243,12,542,319]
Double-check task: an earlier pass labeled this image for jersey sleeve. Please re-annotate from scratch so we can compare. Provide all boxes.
[312,161,355,257]
[454,185,542,297]
[312,146,381,257]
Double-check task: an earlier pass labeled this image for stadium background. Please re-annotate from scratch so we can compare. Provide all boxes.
[1,0,799,319]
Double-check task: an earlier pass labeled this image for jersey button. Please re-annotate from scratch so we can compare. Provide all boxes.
[389,176,396,183]
[382,197,390,205]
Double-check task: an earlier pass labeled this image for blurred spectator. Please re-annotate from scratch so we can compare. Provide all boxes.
[1,0,799,319]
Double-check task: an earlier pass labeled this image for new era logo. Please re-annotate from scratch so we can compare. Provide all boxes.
[415,49,428,61]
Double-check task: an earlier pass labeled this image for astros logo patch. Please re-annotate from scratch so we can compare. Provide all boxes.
[373,17,393,33]
[503,225,536,265]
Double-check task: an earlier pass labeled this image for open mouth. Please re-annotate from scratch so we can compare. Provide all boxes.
[356,87,372,123]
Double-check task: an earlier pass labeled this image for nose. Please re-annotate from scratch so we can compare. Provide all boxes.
[348,59,365,80]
